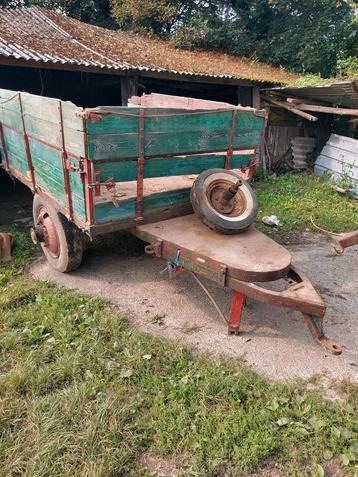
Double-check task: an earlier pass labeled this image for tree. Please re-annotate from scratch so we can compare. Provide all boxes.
[111,0,356,77]
[262,0,357,77]
[0,0,115,28]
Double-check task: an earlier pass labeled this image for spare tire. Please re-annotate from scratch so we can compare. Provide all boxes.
[190,168,258,234]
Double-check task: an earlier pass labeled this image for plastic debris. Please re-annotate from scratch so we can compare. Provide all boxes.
[262,215,281,227]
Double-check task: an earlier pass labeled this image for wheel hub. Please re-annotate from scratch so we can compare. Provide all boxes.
[208,180,247,217]
[35,207,60,257]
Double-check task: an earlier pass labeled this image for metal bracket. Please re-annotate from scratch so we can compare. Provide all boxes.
[144,240,163,258]
[90,171,116,196]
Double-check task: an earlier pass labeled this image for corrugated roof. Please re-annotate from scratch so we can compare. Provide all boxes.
[269,80,358,108]
[0,6,298,85]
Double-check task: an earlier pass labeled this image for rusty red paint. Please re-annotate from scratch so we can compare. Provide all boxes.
[333,230,358,254]
[81,116,95,225]
[80,110,106,122]
[225,109,238,169]
[94,171,101,196]
[83,157,95,225]
[36,206,60,257]
[227,291,245,334]
[135,108,145,222]
[61,151,74,219]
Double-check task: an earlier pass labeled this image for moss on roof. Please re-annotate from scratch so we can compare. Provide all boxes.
[0,6,299,85]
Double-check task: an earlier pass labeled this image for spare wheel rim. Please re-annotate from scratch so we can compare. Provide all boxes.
[202,173,253,222]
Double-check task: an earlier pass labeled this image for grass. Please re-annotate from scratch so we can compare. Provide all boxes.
[253,173,358,241]
[0,226,358,477]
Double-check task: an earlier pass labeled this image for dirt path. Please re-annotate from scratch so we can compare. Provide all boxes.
[30,235,358,382]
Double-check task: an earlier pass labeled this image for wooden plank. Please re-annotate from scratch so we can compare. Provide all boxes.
[295,103,358,116]
[128,93,241,110]
[86,109,139,135]
[29,139,86,218]
[0,108,23,131]
[24,115,86,157]
[94,188,191,224]
[87,133,139,160]
[6,150,29,177]
[87,109,263,160]
[93,153,253,182]
[264,97,318,122]
[2,128,27,175]
[0,89,21,113]
[20,93,83,130]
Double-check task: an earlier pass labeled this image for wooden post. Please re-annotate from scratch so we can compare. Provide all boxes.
[237,86,252,107]
[120,76,139,106]
[252,87,261,110]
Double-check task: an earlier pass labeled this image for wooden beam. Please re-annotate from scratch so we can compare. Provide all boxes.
[286,97,328,106]
[120,76,138,106]
[263,97,318,122]
[252,87,261,109]
[294,103,358,116]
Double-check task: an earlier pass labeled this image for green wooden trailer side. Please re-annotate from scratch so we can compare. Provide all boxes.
[0,89,265,236]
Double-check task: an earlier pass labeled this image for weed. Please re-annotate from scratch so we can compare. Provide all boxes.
[253,173,358,239]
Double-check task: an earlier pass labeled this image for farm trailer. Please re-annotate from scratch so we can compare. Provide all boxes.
[0,89,341,354]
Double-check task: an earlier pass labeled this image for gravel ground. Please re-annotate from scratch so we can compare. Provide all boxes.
[30,234,358,382]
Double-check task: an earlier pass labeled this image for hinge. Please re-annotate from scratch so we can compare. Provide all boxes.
[65,159,86,182]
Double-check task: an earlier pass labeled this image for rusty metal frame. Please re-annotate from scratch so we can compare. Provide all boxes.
[333,230,358,254]
[225,109,238,169]
[227,266,325,317]
[82,116,95,226]
[133,218,341,354]
[135,108,145,222]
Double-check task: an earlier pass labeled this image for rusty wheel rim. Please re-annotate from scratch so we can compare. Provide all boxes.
[36,207,60,258]
[206,179,247,217]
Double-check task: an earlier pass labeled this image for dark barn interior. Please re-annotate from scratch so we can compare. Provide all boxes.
[1,64,253,109]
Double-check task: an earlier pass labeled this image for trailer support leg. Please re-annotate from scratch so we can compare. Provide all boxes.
[302,314,342,355]
[228,291,245,335]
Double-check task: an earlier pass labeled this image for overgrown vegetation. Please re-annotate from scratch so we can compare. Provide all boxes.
[1,213,358,476]
[254,174,358,239]
[1,0,357,78]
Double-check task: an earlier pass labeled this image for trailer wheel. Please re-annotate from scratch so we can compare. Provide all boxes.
[190,168,258,234]
[32,195,83,272]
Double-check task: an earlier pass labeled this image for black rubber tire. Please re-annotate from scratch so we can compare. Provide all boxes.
[32,194,84,272]
[190,168,258,234]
